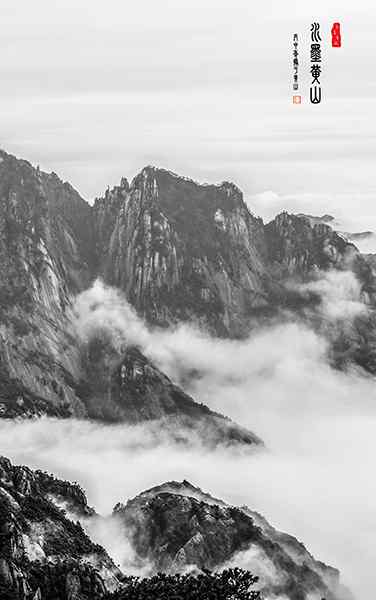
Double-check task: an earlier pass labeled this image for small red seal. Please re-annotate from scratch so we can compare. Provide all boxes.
[331,22,341,47]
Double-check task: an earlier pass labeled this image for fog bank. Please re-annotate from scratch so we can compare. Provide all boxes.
[1,278,376,598]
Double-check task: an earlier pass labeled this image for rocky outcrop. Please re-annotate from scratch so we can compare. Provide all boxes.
[94,169,376,340]
[296,214,335,227]
[265,212,358,277]
[263,212,376,372]
[265,211,376,301]
[113,480,346,600]
[81,342,261,446]
[0,459,351,600]
[0,456,122,600]
[94,167,270,337]
[2,149,376,425]
[0,150,95,419]
[0,153,262,445]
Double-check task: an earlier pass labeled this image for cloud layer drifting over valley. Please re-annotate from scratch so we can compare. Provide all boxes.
[1,278,375,598]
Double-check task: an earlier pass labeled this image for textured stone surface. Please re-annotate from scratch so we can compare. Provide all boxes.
[81,343,261,446]
[0,153,261,445]
[113,480,346,600]
[0,456,121,600]
[265,212,357,275]
[93,167,270,336]
[0,150,93,419]
[1,150,376,424]
[0,459,352,600]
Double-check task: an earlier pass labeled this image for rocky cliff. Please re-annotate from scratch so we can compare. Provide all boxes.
[265,212,376,372]
[1,149,376,426]
[0,459,350,600]
[94,169,376,335]
[93,168,376,376]
[80,342,261,447]
[94,167,270,337]
[0,456,122,600]
[265,212,357,276]
[0,152,262,446]
[0,150,94,419]
[112,480,346,600]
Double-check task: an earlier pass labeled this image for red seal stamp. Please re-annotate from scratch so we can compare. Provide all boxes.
[331,23,341,47]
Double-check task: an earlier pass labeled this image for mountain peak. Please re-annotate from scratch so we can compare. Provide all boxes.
[131,166,244,202]
[297,212,335,226]
[137,479,202,498]
[113,478,343,599]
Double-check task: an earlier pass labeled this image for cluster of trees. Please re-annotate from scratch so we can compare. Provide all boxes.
[107,568,261,600]
[0,567,261,600]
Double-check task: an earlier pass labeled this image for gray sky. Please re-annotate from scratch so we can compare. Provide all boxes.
[1,0,376,230]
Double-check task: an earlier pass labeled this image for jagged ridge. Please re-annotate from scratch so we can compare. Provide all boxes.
[0,456,122,600]
[0,458,350,600]
[1,148,376,428]
[112,480,345,600]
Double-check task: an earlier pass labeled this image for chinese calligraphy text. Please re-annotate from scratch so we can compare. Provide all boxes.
[292,33,301,104]
[310,22,322,104]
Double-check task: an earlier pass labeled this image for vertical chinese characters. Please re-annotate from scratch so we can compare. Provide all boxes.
[310,22,322,104]
[292,34,301,103]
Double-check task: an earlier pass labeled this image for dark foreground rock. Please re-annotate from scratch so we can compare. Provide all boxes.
[0,456,122,600]
[112,480,350,600]
[0,458,352,600]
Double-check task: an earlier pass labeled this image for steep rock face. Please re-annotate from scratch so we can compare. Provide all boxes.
[94,170,376,341]
[0,461,350,600]
[0,151,95,418]
[2,148,376,424]
[265,211,376,303]
[296,214,335,227]
[265,212,358,277]
[0,456,121,600]
[0,151,260,447]
[93,169,376,374]
[81,341,261,447]
[94,167,270,337]
[0,152,263,437]
[264,214,376,372]
[271,213,376,363]
[113,481,344,600]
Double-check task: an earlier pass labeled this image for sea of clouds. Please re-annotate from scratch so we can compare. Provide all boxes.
[1,276,375,599]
